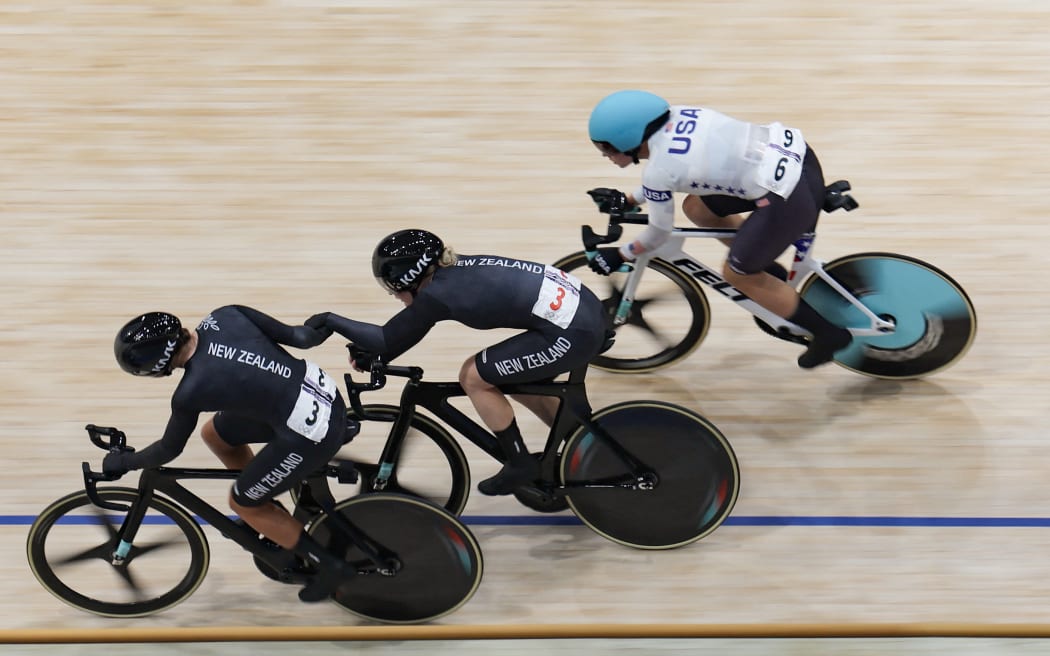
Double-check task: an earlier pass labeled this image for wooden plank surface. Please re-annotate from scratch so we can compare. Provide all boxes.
[1,0,1048,642]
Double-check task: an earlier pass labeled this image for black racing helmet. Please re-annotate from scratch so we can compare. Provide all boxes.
[114,312,186,377]
[372,229,445,293]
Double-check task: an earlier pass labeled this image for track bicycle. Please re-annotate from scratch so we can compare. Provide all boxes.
[552,181,977,379]
[26,424,483,623]
[322,349,740,550]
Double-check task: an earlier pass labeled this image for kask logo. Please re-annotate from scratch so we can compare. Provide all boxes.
[398,253,434,287]
[151,338,179,373]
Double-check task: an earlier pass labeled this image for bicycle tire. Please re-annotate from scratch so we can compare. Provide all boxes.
[553,251,711,373]
[799,252,977,379]
[294,405,470,516]
[560,401,740,549]
[27,487,210,617]
[309,493,483,624]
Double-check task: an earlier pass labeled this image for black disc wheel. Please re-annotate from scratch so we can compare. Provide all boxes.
[561,401,739,549]
[309,493,483,624]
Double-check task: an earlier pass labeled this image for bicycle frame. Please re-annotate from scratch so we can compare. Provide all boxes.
[346,365,655,494]
[602,218,896,339]
[93,467,273,563]
[82,449,387,573]
[78,462,303,576]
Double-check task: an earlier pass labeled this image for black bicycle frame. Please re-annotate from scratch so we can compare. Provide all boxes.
[346,364,653,488]
[83,461,388,572]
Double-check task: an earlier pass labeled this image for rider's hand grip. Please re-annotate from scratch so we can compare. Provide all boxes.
[346,343,377,371]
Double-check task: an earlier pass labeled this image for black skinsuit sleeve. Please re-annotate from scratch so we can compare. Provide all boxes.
[231,305,330,349]
[324,295,448,362]
[123,404,200,471]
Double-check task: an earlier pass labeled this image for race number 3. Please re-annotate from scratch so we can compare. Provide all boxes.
[286,361,337,442]
[532,265,581,329]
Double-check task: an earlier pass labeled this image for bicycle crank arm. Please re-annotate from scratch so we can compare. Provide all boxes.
[562,473,658,491]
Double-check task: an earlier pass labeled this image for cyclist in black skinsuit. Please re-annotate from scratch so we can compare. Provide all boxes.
[307,229,609,496]
[106,305,353,602]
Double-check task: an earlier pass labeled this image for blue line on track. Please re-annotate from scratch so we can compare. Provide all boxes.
[9,515,1050,528]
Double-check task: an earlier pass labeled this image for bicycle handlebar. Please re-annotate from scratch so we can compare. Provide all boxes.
[581,205,650,254]
[86,423,127,452]
[82,424,134,511]
[343,344,424,418]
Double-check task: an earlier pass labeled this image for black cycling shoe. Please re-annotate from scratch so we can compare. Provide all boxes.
[254,543,312,583]
[298,561,355,603]
[477,457,541,496]
[797,329,852,369]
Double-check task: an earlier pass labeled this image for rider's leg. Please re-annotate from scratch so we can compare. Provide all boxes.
[724,239,850,368]
[718,166,851,368]
[231,493,351,602]
[723,264,800,318]
[201,416,254,470]
[232,495,355,602]
[787,297,853,368]
[229,407,353,602]
[459,358,540,496]
[230,493,303,548]
[205,415,290,532]
[722,262,849,361]
[682,194,743,247]
[684,194,786,279]
[290,530,355,602]
[510,393,561,427]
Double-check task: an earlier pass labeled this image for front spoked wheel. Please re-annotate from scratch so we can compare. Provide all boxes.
[294,405,470,516]
[309,493,483,624]
[553,251,711,373]
[800,252,977,379]
[26,487,210,617]
[560,401,739,549]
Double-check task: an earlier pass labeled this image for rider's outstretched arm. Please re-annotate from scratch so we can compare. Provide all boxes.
[311,298,446,363]
[316,312,388,352]
[231,305,331,349]
[103,407,198,475]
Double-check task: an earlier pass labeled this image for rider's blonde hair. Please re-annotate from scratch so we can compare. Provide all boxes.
[438,246,458,268]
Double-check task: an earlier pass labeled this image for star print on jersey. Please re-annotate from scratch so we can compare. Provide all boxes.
[690,181,745,196]
[198,315,220,331]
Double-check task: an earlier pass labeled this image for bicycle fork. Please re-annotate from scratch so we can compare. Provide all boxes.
[81,462,152,567]
[106,488,155,568]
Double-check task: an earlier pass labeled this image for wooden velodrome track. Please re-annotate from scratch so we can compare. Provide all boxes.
[2,0,1049,652]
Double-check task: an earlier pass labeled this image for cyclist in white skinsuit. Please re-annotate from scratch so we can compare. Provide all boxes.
[586,90,851,369]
